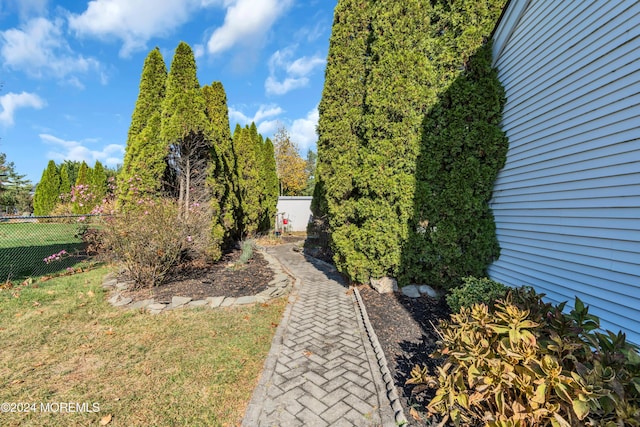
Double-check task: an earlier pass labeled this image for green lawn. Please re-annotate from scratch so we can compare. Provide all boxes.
[0,267,285,426]
[0,222,89,280]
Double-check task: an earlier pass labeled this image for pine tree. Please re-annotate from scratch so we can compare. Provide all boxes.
[33,160,61,216]
[119,47,168,205]
[202,81,238,246]
[161,41,211,217]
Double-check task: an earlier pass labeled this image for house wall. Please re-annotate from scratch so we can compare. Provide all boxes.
[276,196,312,232]
[489,0,640,343]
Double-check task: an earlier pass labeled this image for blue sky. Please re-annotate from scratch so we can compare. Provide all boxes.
[0,0,334,183]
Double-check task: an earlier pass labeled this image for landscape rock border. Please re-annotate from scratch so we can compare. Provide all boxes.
[102,249,292,314]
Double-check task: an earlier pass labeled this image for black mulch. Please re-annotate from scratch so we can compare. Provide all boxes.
[358,286,451,426]
[122,248,273,304]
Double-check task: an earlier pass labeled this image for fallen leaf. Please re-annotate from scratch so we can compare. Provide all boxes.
[87,290,95,297]
[32,301,41,307]
[33,362,44,367]
[410,407,423,421]
[14,313,22,317]
[270,322,278,328]
[302,350,312,357]
[46,290,55,295]
[10,379,23,385]
[100,414,112,425]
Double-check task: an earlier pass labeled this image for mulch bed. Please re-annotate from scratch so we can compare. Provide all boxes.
[358,287,450,425]
[122,248,274,303]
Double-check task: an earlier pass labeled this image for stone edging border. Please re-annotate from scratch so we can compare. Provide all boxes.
[353,286,408,426]
[101,248,292,314]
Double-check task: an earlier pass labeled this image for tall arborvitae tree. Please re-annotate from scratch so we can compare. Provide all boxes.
[316,0,374,282]
[119,47,168,205]
[202,81,238,246]
[33,160,61,216]
[59,164,71,197]
[233,124,262,237]
[317,0,506,285]
[73,161,92,214]
[91,160,108,202]
[161,42,210,218]
[260,137,279,231]
[346,0,437,283]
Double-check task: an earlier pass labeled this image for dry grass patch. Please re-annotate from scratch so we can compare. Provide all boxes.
[0,268,286,426]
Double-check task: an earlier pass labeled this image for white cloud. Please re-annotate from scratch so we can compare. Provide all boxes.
[265,47,325,95]
[0,92,46,126]
[40,133,125,167]
[207,0,293,55]
[289,107,318,153]
[0,17,101,80]
[229,104,284,126]
[68,0,202,57]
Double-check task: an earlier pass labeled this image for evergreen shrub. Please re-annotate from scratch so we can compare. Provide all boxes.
[446,276,507,313]
[316,0,508,286]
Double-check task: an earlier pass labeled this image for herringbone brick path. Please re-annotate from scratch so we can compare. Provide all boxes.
[242,244,395,426]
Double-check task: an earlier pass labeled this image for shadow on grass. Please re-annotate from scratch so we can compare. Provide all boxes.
[0,243,88,281]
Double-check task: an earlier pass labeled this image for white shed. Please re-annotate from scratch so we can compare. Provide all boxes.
[276,196,312,232]
[489,0,640,343]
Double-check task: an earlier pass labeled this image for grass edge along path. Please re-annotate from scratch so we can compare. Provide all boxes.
[0,267,286,426]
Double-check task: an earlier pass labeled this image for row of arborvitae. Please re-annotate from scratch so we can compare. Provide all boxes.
[409,282,640,426]
[33,159,114,216]
[119,42,278,260]
[315,0,508,288]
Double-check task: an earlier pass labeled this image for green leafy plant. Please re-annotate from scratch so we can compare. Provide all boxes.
[409,289,640,426]
[446,276,508,313]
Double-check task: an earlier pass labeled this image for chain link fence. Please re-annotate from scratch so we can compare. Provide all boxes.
[0,215,104,281]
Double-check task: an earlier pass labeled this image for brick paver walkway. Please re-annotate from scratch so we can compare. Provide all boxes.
[242,243,398,426]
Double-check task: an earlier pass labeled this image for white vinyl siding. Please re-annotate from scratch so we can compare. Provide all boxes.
[489,0,640,344]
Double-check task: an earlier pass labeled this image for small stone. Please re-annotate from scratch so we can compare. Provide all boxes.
[116,282,132,291]
[418,284,439,298]
[171,296,192,308]
[147,303,167,311]
[370,277,398,294]
[107,294,121,305]
[148,309,164,315]
[235,296,257,305]
[188,300,208,307]
[273,273,289,283]
[255,295,269,303]
[102,278,117,288]
[113,296,133,307]
[401,285,421,298]
[220,297,236,307]
[103,272,117,281]
[129,299,154,310]
[206,296,225,308]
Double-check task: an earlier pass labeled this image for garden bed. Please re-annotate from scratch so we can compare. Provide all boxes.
[359,287,450,425]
